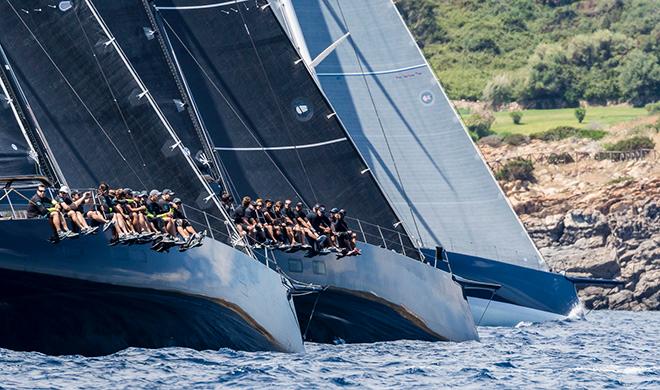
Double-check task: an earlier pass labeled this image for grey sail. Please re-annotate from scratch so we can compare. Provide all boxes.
[0,0,303,354]
[0,56,37,179]
[283,0,546,270]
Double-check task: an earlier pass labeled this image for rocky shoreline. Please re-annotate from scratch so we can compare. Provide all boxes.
[517,178,659,311]
[478,120,659,311]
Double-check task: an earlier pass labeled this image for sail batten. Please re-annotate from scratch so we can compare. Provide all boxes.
[285,0,547,270]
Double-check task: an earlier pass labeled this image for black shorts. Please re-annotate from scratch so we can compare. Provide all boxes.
[175,218,190,228]
[148,217,163,230]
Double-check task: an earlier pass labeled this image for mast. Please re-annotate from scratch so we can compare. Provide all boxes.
[140,0,228,190]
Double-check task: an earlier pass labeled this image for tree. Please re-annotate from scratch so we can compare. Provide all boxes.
[397,0,447,48]
[483,74,519,108]
[520,44,580,108]
[465,108,495,139]
[575,107,586,123]
[618,49,660,106]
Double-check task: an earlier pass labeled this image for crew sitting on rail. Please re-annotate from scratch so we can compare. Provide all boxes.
[228,194,362,257]
[171,198,205,248]
[331,208,360,256]
[56,186,98,235]
[27,183,78,242]
[126,190,156,237]
[232,196,253,244]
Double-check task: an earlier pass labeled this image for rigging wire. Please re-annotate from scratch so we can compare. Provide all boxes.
[334,0,426,246]
[144,1,230,192]
[83,0,253,256]
[5,0,147,188]
[159,14,310,206]
[72,8,150,185]
[236,2,319,203]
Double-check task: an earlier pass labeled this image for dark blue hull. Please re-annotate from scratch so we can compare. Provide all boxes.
[0,268,274,356]
[425,250,581,326]
[294,286,446,344]
[271,242,478,344]
[0,220,304,355]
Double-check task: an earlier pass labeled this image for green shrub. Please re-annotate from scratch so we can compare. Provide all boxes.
[645,101,660,114]
[607,176,634,185]
[547,152,575,164]
[604,136,655,152]
[510,111,523,125]
[478,135,503,147]
[483,73,522,108]
[619,50,660,107]
[495,158,535,182]
[530,126,607,141]
[575,107,586,123]
[502,133,529,146]
[465,109,495,139]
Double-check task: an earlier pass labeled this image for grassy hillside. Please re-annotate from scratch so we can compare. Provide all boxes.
[398,0,660,107]
[490,106,647,134]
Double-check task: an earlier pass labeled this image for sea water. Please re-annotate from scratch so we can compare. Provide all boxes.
[0,311,657,388]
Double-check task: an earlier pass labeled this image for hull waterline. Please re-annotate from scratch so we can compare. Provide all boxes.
[0,220,304,355]
[435,251,582,327]
[271,242,478,343]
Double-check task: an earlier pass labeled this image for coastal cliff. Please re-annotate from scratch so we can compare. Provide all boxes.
[479,117,659,310]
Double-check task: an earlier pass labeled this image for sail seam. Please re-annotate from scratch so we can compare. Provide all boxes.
[156,0,248,11]
[316,63,426,77]
[214,137,347,151]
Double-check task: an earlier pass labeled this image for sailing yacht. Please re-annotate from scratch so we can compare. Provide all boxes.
[272,0,618,326]
[0,0,303,355]
[141,0,479,343]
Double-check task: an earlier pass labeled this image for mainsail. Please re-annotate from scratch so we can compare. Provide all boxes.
[0,0,239,241]
[0,53,37,178]
[151,0,415,253]
[283,0,547,270]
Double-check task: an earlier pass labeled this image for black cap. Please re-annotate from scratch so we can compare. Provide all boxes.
[162,189,175,196]
[296,202,303,207]
[330,207,339,214]
[172,197,182,204]
[339,209,346,215]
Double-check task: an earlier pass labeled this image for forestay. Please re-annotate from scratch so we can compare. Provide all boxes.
[285,0,546,270]
[152,0,415,254]
[0,0,240,242]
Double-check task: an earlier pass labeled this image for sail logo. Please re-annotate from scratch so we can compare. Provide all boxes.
[291,98,314,122]
[420,91,434,106]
